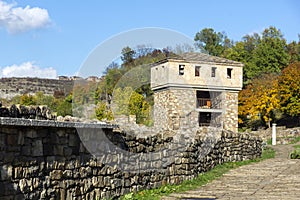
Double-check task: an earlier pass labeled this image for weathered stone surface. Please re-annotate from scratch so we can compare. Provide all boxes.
[0,119,262,199]
[0,77,73,100]
[50,170,63,180]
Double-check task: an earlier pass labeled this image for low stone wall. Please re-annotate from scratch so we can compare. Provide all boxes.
[0,118,262,199]
[0,105,55,120]
[251,126,300,144]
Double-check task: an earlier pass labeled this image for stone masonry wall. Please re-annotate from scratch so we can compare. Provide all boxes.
[0,118,262,200]
[0,77,73,99]
[153,88,198,131]
[154,89,239,132]
[223,92,239,133]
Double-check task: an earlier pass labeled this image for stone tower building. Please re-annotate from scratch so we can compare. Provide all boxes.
[150,52,243,132]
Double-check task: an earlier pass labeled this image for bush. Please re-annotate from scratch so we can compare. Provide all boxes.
[290,148,300,159]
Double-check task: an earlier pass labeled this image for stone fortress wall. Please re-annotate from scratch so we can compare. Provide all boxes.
[0,117,262,199]
[0,76,101,99]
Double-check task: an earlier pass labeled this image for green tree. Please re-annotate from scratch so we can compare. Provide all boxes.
[20,94,36,106]
[287,37,300,64]
[224,26,290,85]
[95,101,113,121]
[56,94,73,116]
[104,68,123,96]
[112,87,151,124]
[34,92,58,111]
[121,46,136,68]
[194,28,230,56]
[245,26,290,80]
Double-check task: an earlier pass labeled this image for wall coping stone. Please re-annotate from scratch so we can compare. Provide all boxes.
[0,117,118,129]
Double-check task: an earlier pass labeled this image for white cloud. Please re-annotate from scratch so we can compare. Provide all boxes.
[0,62,57,79]
[0,1,51,33]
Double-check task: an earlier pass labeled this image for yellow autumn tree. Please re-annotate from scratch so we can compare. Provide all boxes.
[278,62,300,118]
[239,73,280,128]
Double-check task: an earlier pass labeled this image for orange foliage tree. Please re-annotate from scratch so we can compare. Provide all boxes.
[238,73,280,128]
[278,62,300,118]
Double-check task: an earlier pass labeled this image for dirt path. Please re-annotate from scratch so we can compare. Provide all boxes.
[161,143,300,200]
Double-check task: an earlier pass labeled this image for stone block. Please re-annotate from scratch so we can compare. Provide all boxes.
[7,134,17,145]
[63,147,72,157]
[50,170,63,180]
[32,140,43,156]
[20,145,31,156]
[25,130,37,138]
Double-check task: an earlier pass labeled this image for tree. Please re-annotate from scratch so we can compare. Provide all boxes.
[224,26,290,85]
[287,38,300,64]
[103,62,119,75]
[242,33,261,53]
[278,62,300,118]
[20,94,36,106]
[121,46,135,68]
[112,87,151,124]
[104,68,123,96]
[239,74,280,129]
[56,94,73,116]
[129,91,151,124]
[194,28,230,56]
[245,26,290,80]
[95,101,113,121]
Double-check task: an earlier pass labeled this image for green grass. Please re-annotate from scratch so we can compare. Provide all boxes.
[290,144,300,159]
[290,136,300,144]
[293,144,300,149]
[120,147,275,200]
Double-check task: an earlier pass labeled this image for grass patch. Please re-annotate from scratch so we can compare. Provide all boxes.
[293,144,300,149]
[290,144,300,159]
[120,147,275,200]
[290,136,300,144]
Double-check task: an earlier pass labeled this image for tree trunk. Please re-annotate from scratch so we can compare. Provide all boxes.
[268,119,271,129]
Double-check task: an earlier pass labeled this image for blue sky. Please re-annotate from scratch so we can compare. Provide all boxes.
[0,0,299,78]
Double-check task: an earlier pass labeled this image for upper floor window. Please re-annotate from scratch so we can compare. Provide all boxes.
[195,66,200,77]
[211,67,216,77]
[227,68,233,79]
[179,64,185,75]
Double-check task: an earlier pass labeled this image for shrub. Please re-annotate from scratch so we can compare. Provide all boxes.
[290,148,300,159]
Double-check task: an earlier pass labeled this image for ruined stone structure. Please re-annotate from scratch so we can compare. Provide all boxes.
[151,52,243,132]
[0,76,102,100]
[0,77,74,99]
[0,117,261,199]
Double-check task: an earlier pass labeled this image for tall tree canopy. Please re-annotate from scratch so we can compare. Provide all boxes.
[246,26,289,80]
[194,28,231,56]
[278,62,300,117]
[287,36,300,64]
[224,26,290,85]
[238,73,280,128]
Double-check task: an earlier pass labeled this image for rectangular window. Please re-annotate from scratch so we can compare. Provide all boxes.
[179,64,185,75]
[195,66,200,77]
[211,67,216,77]
[227,68,232,79]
